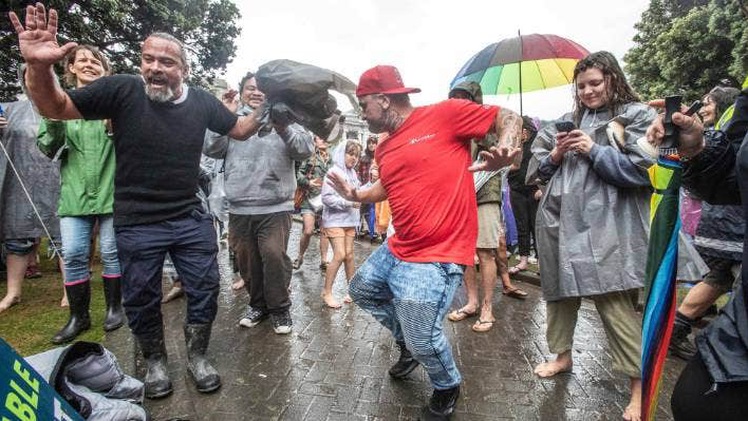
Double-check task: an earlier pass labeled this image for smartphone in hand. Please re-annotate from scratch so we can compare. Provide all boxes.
[555,120,577,133]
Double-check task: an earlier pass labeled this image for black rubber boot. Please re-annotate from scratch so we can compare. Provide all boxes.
[421,385,460,421]
[669,312,697,360]
[184,323,222,393]
[389,341,420,379]
[420,385,460,420]
[102,276,125,332]
[51,282,91,344]
[137,332,173,399]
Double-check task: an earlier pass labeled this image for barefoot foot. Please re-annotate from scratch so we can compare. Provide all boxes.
[533,359,573,378]
[231,275,245,291]
[343,294,353,304]
[624,378,642,421]
[623,402,642,421]
[322,293,342,309]
[0,295,21,314]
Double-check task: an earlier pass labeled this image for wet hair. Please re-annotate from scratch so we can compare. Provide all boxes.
[346,140,363,153]
[146,32,189,72]
[522,116,537,134]
[572,51,639,124]
[63,45,110,87]
[705,86,740,120]
[239,71,255,91]
[345,141,363,158]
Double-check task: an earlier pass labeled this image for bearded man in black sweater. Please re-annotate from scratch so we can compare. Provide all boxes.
[10,3,265,399]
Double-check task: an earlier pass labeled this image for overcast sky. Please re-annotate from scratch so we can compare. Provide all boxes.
[225,0,651,120]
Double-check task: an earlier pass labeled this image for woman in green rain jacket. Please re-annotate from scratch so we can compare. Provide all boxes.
[37,45,124,345]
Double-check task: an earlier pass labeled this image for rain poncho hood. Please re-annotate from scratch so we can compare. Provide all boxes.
[321,141,361,228]
[331,140,360,181]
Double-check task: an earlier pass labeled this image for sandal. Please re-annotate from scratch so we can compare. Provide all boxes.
[471,319,495,333]
[447,307,479,322]
[503,286,529,299]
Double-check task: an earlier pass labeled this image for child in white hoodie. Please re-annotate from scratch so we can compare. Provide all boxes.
[321,141,362,308]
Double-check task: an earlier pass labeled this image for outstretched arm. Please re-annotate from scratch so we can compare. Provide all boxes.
[9,3,82,120]
[327,172,387,203]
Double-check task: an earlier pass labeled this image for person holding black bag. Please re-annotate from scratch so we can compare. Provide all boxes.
[203,71,314,334]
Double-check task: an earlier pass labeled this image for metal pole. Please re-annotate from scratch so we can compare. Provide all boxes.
[518,29,523,116]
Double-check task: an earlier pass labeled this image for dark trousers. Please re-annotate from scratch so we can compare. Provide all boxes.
[115,209,220,336]
[671,351,748,420]
[362,203,376,238]
[510,189,538,257]
[229,212,292,313]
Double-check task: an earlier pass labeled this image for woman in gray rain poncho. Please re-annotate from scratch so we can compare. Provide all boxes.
[0,65,61,313]
[526,51,655,421]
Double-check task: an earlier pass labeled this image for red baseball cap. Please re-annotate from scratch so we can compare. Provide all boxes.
[356,65,421,97]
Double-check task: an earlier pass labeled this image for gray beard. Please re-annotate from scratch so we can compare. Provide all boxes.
[145,84,174,103]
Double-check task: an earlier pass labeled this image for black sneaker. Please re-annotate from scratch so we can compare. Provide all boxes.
[238,305,268,328]
[389,341,420,379]
[420,385,460,420]
[271,311,293,335]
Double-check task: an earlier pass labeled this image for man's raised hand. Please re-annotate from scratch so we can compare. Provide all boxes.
[326,171,357,201]
[9,3,78,67]
[468,146,520,172]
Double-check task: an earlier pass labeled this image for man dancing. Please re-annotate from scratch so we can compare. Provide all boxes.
[328,65,521,420]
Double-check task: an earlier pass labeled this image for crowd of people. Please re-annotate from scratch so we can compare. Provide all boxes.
[3,3,748,421]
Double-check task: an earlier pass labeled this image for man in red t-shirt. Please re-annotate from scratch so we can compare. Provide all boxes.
[328,65,521,420]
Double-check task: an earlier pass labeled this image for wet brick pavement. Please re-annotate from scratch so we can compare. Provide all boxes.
[105,221,686,420]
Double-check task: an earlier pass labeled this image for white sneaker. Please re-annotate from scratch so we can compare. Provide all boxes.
[271,311,293,335]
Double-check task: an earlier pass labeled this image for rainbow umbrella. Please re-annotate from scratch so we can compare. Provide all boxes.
[451,32,589,114]
[642,151,682,421]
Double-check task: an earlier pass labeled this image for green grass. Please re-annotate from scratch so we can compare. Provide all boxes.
[0,257,106,356]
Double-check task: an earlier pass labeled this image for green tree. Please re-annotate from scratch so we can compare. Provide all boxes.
[624,0,679,100]
[656,6,735,100]
[0,0,241,102]
[625,0,747,101]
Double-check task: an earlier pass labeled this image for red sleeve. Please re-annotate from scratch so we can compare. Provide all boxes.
[441,99,499,141]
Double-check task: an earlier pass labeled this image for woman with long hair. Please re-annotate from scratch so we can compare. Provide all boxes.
[526,51,656,421]
[320,141,362,308]
[37,45,124,343]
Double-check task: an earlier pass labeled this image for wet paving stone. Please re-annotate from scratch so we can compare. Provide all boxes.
[104,221,685,420]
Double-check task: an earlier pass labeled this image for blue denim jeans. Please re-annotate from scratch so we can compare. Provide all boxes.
[349,241,463,389]
[60,215,120,284]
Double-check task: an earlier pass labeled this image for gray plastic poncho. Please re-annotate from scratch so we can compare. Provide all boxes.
[527,102,707,301]
[0,98,60,241]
